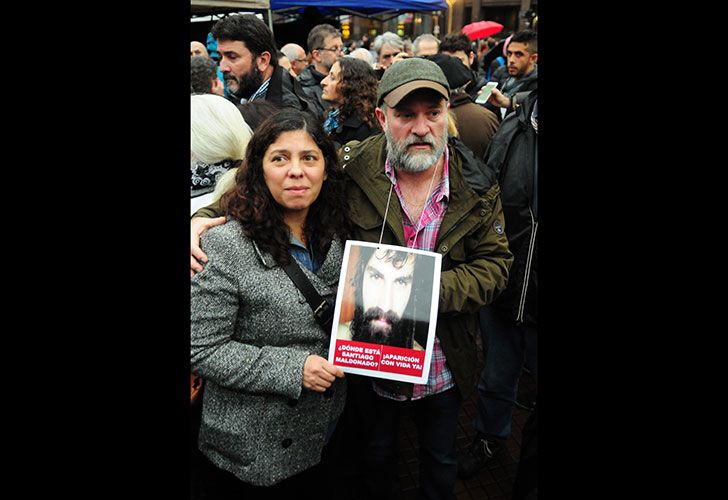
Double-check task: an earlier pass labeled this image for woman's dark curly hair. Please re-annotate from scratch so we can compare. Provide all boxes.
[338,57,381,131]
[221,108,350,267]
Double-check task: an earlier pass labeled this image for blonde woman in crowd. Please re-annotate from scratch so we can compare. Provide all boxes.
[190,93,252,215]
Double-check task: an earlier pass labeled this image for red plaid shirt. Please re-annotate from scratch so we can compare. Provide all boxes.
[374,147,455,401]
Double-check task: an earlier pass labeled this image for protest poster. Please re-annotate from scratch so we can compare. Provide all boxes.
[328,240,441,384]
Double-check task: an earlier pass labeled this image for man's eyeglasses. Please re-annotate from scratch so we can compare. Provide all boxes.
[381,52,400,60]
[317,46,344,54]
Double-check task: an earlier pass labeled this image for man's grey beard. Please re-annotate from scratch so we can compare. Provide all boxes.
[384,118,448,173]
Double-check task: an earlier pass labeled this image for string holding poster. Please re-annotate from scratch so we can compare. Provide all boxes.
[327,240,441,384]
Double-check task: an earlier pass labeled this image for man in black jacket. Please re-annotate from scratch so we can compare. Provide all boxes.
[458,90,538,481]
[211,14,312,111]
[488,30,538,120]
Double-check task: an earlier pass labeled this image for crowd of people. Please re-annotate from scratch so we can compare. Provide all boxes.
[190,13,538,500]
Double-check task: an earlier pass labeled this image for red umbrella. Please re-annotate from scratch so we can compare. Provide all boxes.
[461,20,504,40]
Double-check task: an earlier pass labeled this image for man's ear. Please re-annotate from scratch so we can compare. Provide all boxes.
[468,51,475,65]
[375,106,387,130]
[256,51,272,72]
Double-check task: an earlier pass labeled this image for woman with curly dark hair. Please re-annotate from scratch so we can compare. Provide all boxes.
[191,107,350,498]
[320,56,381,148]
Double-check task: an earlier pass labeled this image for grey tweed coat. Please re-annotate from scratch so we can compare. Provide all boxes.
[191,220,346,486]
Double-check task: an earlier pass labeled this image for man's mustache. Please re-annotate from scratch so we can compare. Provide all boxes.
[404,134,434,148]
[363,307,401,329]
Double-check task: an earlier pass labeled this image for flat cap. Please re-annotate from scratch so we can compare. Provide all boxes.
[376,57,450,107]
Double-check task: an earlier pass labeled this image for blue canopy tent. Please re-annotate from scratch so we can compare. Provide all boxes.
[271,0,447,22]
[265,0,448,50]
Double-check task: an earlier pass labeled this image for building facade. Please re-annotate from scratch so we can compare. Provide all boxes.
[343,0,536,45]
[451,0,537,35]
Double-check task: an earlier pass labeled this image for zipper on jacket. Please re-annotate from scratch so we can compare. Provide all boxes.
[516,206,537,324]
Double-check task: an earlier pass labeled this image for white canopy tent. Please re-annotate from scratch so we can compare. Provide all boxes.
[191,0,273,30]
[191,0,270,12]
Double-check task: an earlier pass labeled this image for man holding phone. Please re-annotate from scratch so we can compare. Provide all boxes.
[480,29,538,120]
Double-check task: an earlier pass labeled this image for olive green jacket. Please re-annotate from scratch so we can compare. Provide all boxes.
[338,133,512,399]
[192,134,512,399]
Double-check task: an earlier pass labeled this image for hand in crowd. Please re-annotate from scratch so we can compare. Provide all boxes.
[191,216,226,276]
[302,355,345,392]
[390,52,411,65]
[485,87,511,108]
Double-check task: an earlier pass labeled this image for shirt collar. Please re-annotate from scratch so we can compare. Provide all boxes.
[241,77,271,103]
[289,232,307,249]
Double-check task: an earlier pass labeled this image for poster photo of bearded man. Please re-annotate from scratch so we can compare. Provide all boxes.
[328,241,441,384]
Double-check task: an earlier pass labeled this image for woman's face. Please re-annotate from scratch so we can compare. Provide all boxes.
[321,61,343,104]
[263,129,327,219]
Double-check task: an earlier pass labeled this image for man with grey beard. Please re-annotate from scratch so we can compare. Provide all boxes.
[188,58,512,499]
[328,57,512,500]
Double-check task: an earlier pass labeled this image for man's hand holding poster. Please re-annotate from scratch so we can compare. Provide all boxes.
[327,241,441,384]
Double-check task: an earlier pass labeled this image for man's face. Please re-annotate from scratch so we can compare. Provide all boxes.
[316,34,343,72]
[506,41,537,78]
[289,48,308,76]
[191,41,208,58]
[217,39,264,100]
[376,89,449,173]
[356,250,416,342]
[378,43,401,69]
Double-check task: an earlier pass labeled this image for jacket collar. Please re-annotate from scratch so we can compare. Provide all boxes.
[264,66,284,107]
[252,237,342,288]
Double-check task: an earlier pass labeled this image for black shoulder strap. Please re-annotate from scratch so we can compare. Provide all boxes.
[282,258,334,330]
